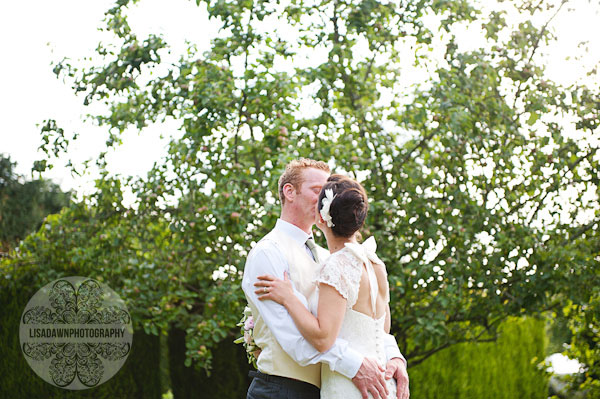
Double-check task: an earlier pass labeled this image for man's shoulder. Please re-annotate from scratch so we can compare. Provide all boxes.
[243,232,288,279]
[251,227,298,250]
[247,230,282,258]
[250,236,276,254]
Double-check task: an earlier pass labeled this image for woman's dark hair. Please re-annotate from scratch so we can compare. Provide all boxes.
[317,174,368,238]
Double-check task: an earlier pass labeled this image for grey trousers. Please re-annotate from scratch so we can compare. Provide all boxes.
[247,371,320,399]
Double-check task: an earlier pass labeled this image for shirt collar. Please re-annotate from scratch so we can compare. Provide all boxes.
[275,219,313,246]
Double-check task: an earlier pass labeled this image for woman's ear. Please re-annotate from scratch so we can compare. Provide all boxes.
[318,212,325,224]
[316,208,326,225]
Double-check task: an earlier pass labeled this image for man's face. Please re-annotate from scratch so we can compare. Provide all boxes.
[294,168,329,224]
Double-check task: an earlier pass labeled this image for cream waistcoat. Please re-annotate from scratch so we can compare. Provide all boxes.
[246,229,323,387]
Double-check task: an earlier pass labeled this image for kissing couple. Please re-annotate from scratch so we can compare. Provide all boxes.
[242,158,410,399]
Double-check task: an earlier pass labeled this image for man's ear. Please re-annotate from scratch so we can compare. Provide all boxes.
[282,183,296,203]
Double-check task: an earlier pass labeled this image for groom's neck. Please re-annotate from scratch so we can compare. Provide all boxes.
[280,211,313,235]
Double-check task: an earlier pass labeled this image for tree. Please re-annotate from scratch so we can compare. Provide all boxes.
[12,0,600,381]
[0,155,70,252]
[563,287,600,397]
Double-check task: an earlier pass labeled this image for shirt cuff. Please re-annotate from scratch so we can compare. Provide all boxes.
[384,334,406,366]
[333,347,363,379]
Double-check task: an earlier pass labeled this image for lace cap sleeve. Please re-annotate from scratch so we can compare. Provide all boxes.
[316,250,362,308]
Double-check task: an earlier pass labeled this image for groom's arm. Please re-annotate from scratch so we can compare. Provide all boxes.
[384,335,409,399]
[383,334,406,366]
[242,242,363,379]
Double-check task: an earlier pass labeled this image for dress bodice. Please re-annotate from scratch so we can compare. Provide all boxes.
[311,238,397,399]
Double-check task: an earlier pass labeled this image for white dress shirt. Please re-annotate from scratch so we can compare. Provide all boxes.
[242,219,405,379]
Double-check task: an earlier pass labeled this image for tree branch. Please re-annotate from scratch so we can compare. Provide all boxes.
[511,0,568,113]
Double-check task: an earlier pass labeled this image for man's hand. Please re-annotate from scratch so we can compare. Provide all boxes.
[385,357,409,399]
[352,357,388,399]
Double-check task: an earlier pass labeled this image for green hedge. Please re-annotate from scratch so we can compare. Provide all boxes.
[0,257,252,399]
[0,262,162,399]
[167,327,252,398]
[409,317,548,399]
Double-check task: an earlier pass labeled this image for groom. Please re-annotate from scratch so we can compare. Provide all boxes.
[242,158,409,399]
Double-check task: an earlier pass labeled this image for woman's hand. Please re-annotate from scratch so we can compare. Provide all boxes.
[254,272,294,306]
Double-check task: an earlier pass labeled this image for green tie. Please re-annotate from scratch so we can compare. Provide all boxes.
[306,238,320,263]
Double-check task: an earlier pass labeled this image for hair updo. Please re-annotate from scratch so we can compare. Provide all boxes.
[317,174,368,238]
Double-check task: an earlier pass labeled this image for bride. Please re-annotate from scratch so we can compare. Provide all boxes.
[254,174,408,399]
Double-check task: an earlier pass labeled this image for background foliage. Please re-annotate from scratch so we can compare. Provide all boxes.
[0,254,162,399]
[0,155,70,252]
[1,0,599,396]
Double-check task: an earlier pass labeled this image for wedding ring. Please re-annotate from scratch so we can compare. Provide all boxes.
[263,287,268,294]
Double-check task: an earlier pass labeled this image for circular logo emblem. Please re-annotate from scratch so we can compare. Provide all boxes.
[19,276,133,389]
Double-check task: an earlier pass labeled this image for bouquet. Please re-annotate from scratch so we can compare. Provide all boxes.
[234,306,260,368]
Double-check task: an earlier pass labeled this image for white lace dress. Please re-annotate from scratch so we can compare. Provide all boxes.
[310,238,397,399]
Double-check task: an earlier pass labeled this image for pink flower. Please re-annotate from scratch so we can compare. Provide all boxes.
[244,316,255,330]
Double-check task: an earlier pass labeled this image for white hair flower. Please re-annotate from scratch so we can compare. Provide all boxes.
[320,189,336,227]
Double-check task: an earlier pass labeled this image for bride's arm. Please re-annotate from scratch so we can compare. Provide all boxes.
[255,273,346,352]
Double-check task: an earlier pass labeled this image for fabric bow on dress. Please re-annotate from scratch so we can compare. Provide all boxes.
[343,236,386,314]
[344,236,385,268]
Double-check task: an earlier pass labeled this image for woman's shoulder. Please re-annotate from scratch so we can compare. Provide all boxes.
[323,247,362,269]
[317,248,363,302]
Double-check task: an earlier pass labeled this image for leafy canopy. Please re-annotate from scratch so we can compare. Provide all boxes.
[6,0,599,375]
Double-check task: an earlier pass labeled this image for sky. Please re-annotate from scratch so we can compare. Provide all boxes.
[0,0,216,197]
[0,0,598,374]
[1,0,598,195]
